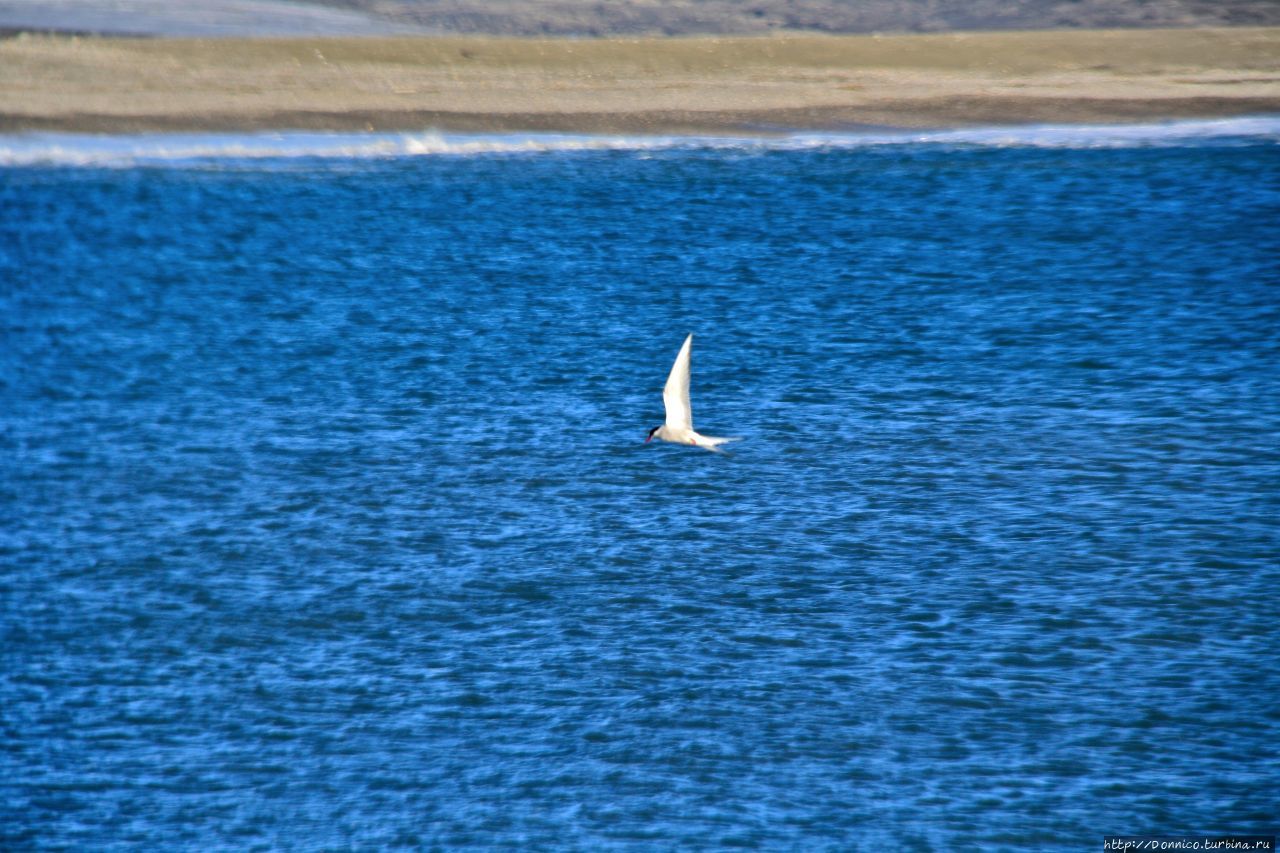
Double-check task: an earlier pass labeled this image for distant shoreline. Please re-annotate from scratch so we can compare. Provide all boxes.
[8,101,1280,137]
[3,28,1278,135]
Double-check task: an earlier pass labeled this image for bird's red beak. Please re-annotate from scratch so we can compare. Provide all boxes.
[644,434,653,443]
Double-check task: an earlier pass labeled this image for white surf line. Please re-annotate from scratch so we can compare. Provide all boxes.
[1,117,1277,167]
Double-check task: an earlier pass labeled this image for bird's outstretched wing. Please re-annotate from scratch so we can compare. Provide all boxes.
[663,333,694,430]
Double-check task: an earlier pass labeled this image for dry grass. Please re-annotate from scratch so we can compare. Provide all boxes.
[2,27,1278,132]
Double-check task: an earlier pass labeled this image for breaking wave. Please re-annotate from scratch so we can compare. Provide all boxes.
[2,116,1277,167]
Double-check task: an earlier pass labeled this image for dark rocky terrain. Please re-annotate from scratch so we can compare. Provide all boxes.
[3,0,1277,39]
[314,0,1280,36]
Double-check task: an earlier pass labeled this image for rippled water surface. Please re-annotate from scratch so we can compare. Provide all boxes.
[3,125,1279,849]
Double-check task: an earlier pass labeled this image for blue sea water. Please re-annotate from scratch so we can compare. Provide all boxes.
[2,120,1279,850]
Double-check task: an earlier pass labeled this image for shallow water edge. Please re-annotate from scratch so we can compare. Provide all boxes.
[1,115,1278,167]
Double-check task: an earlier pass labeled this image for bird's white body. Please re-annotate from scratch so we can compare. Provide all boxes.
[646,333,739,452]
[649,424,737,450]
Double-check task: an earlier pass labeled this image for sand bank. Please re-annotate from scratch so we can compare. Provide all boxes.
[2,28,1278,133]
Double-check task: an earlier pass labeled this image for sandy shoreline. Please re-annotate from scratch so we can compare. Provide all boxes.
[3,28,1279,134]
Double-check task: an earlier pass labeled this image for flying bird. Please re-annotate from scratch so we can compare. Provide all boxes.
[645,333,740,452]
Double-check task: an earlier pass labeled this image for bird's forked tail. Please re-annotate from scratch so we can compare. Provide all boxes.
[697,435,742,453]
